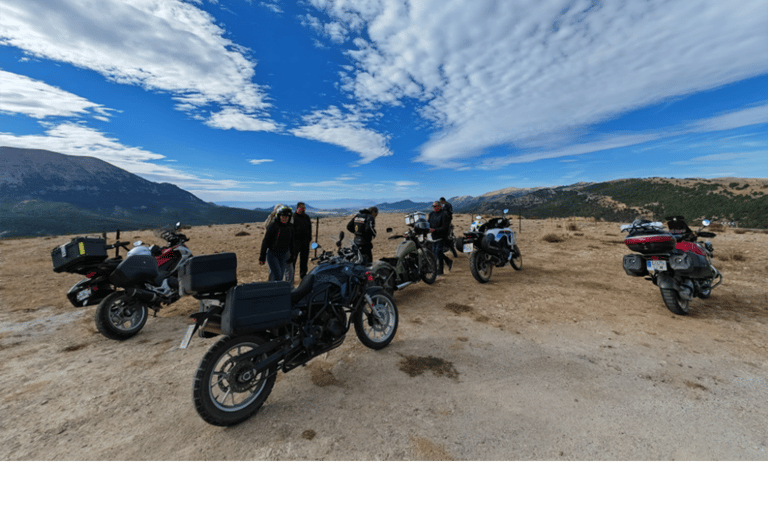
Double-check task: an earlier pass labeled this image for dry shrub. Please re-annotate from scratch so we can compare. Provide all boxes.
[543,233,565,243]
[566,223,580,232]
[717,251,746,262]
[733,229,747,234]
[708,224,726,232]
[234,231,251,237]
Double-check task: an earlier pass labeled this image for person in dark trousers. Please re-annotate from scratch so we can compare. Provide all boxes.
[292,202,313,280]
[346,206,378,264]
[428,201,452,274]
[259,206,295,281]
[440,197,458,257]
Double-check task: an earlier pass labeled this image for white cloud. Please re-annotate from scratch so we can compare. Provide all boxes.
[307,0,768,166]
[0,69,111,119]
[689,103,768,133]
[0,0,274,130]
[260,2,283,14]
[249,159,274,165]
[206,107,280,132]
[290,105,392,164]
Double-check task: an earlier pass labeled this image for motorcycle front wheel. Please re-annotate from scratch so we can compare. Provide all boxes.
[419,249,437,284]
[660,288,690,315]
[354,289,398,350]
[192,335,278,427]
[510,244,522,270]
[94,291,148,340]
[469,250,493,283]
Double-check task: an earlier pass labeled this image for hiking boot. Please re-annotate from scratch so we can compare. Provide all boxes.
[446,258,453,271]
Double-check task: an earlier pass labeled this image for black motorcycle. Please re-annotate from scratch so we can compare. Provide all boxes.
[621,216,722,315]
[180,245,398,427]
[52,223,192,340]
[456,209,522,283]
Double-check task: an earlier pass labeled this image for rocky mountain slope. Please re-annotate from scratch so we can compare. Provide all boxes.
[0,147,268,237]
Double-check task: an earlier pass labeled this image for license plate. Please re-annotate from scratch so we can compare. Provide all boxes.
[76,288,92,302]
[179,325,195,349]
[647,260,667,271]
[463,243,474,253]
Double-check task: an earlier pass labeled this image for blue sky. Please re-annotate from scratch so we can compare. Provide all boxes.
[1,0,766,208]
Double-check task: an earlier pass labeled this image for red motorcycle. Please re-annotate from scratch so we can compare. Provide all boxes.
[621,216,722,315]
[52,222,193,339]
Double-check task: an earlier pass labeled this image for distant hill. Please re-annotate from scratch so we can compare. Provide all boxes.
[463,178,768,228]
[0,147,269,237]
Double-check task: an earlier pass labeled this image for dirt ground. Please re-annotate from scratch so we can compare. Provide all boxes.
[1,213,767,460]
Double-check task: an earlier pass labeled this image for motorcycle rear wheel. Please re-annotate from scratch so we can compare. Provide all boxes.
[94,291,148,340]
[469,250,493,283]
[354,289,398,350]
[660,288,690,315]
[374,266,397,295]
[510,245,522,270]
[192,335,277,427]
[420,249,437,284]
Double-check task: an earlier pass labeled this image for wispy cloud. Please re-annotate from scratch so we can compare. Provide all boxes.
[0,69,112,119]
[290,105,392,164]
[248,159,274,165]
[307,0,768,167]
[0,0,275,131]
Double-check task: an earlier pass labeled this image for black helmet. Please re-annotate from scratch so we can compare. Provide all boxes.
[278,206,293,219]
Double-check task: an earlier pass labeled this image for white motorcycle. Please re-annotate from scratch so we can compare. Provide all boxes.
[456,209,522,283]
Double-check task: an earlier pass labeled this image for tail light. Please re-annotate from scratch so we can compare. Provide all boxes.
[365,271,374,282]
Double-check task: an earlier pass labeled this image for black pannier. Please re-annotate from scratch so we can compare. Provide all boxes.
[221,282,292,335]
[669,251,714,279]
[109,255,159,287]
[178,253,237,296]
[51,237,107,273]
[622,254,648,276]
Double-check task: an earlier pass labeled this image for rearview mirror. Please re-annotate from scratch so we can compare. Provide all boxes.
[311,242,319,250]
[702,219,711,227]
[338,231,345,241]
[386,227,393,233]
[503,209,509,214]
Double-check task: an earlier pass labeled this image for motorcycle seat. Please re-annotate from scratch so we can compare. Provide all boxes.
[291,273,315,304]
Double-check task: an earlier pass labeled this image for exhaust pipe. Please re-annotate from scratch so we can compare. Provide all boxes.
[128,288,159,303]
[397,281,413,290]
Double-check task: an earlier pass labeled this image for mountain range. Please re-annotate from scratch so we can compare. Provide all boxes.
[0,147,269,237]
[2,147,767,237]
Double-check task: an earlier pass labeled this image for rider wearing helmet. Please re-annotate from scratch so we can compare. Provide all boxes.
[346,206,378,264]
[259,205,295,281]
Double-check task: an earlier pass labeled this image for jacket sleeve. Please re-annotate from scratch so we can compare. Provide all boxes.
[346,217,355,234]
[260,224,275,261]
[368,217,377,238]
[434,213,450,238]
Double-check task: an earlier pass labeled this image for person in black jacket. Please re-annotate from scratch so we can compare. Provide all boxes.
[440,197,458,258]
[428,201,452,275]
[346,206,378,264]
[259,206,295,281]
[292,202,313,279]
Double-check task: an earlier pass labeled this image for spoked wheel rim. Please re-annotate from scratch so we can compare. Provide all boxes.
[362,295,397,343]
[420,250,437,283]
[377,268,396,295]
[107,296,147,332]
[208,341,271,412]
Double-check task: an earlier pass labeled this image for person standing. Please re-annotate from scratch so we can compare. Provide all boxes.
[440,197,458,258]
[346,206,378,264]
[292,202,313,280]
[259,206,295,281]
[428,201,452,274]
